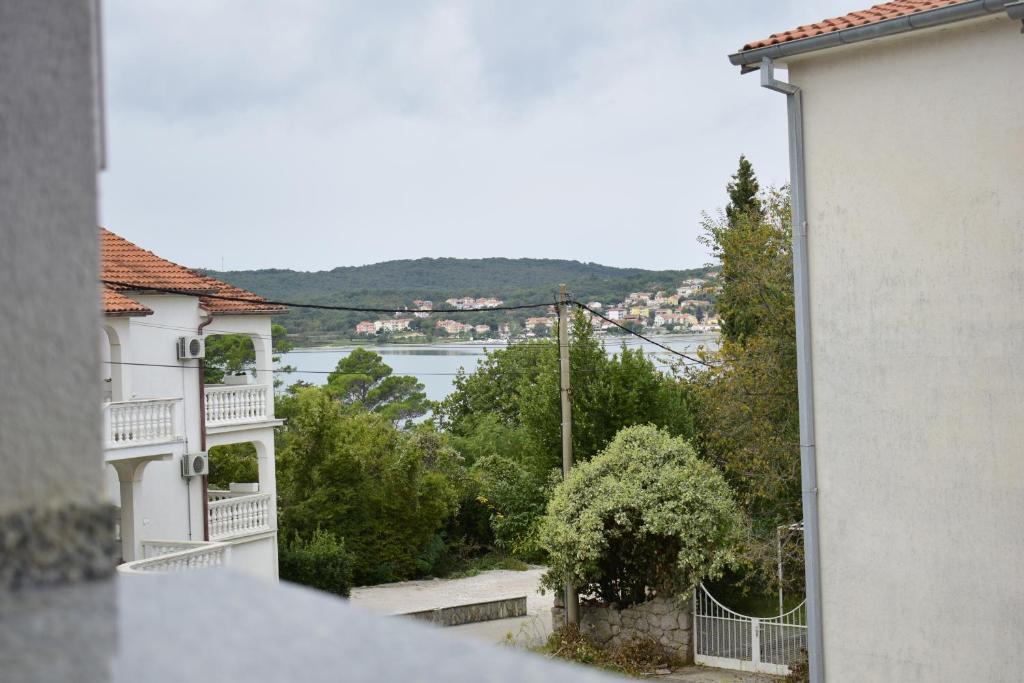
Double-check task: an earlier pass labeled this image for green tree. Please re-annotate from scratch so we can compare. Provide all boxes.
[693,186,801,595]
[207,442,258,490]
[203,323,293,384]
[540,425,743,605]
[277,389,461,584]
[725,154,762,227]
[436,312,696,557]
[325,348,432,425]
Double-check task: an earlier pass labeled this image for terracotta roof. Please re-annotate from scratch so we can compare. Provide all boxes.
[100,228,286,316]
[102,287,153,317]
[740,0,967,52]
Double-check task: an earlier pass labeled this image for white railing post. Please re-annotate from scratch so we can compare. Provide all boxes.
[751,618,761,668]
[204,384,271,427]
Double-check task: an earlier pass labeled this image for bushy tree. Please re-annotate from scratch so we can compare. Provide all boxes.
[325,347,432,424]
[278,529,353,597]
[436,314,696,558]
[540,425,743,605]
[694,184,803,596]
[207,442,258,490]
[203,323,293,384]
[277,389,460,585]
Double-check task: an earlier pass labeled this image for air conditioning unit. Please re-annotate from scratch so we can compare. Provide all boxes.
[177,336,205,360]
[181,452,209,478]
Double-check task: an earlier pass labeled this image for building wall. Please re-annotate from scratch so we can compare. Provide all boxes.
[0,0,118,588]
[787,16,1024,682]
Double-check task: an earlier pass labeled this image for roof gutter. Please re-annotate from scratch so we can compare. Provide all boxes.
[730,0,1018,71]
[759,57,825,683]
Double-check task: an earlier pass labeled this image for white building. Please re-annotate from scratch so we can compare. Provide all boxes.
[100,228,284,579]
[732,3,1024,681]
[375,318,412,333]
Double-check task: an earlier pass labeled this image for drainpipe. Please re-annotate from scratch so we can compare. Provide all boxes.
[198,312,214,542]
[760,57,825,683]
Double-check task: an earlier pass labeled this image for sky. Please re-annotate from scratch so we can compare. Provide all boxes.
[100,1,856,272]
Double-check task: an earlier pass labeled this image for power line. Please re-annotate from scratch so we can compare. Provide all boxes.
[572,301,717,368]
[101,279,558,314]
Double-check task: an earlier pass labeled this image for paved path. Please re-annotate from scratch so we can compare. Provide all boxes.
[349,567,554,646]
[656,667,782,682]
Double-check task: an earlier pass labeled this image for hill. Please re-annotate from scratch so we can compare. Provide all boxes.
[205,257,716,345]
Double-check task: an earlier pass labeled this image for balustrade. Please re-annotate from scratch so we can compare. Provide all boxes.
[207,492,272,540]
[118,542,231,573]
[103,398,181,449]
[204,384,270,427]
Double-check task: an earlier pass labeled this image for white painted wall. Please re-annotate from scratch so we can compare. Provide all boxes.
[785,15,1024,682]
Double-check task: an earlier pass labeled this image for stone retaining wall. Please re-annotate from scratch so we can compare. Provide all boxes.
[404,595,527,627]
[552,594,692,663]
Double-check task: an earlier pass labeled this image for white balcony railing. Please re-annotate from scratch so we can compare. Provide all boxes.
[103,397,183,449]
[204,384,270,427]
[118,541,231,574]
[208,492,273,540]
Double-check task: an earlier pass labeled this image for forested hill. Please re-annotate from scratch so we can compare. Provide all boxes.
[205,257,715,345]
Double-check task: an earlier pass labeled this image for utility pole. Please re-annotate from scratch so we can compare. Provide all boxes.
[557,284,579,626]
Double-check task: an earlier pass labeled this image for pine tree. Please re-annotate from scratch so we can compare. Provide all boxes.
[725,155,762,226]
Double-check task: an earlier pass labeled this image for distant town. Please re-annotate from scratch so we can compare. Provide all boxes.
[353,275,721,342]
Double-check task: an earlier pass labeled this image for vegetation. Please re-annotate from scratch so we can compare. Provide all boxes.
[693,158,804,601]
[207,442,258,490]
[276,388,462,585]
[437,312,696,559]
[540,425,743,605]
[537,624,676,677]
[204,258,716,345]
[278,529,354,598]
[203,322,293,384]
[325,347,432,425]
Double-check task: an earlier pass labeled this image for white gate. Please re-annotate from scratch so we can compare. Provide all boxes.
[693,583,807,676]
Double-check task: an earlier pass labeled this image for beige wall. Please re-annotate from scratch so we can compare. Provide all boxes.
[0,0,103,513]
[787,16,1024,682]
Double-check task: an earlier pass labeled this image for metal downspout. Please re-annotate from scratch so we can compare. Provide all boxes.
[760,57,825,683]
[198,312,214,542]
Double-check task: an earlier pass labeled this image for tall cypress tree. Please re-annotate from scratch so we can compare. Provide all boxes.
[725,155,762,226]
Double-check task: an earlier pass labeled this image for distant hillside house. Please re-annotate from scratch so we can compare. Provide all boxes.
[436,319,471,335]
[524,316,555,331]
[355,321,376,335]
[376,318,412,333]
[473,324,491,334]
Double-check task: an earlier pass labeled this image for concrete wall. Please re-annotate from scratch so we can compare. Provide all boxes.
[0,0,118,588]
[786,15,1024,682]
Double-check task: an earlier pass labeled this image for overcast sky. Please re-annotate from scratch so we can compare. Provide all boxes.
[100,1,854,272]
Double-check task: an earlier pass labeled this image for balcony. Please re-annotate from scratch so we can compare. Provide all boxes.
[204,384,273,429]
[208,490,274,541]
[103,397,184,451]
[118,540,231,574]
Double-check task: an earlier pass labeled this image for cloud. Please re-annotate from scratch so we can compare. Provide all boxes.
[100,0,853,272]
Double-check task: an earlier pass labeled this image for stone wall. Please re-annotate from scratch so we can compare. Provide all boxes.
[404,596,527,627]
[552,594,692,663]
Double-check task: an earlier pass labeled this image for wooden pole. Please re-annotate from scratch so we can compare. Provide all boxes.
[557,284,579,626]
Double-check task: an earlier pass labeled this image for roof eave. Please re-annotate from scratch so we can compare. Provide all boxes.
[730,0,1013,70]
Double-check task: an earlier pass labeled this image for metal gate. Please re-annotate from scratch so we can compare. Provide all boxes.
[693,583,807,676]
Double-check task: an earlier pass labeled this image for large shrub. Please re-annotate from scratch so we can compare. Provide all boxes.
[277,389,461,585]
[540,425,743,605]
[278,529,353,597]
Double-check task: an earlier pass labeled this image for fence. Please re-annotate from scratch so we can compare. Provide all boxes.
[693,582,807,676]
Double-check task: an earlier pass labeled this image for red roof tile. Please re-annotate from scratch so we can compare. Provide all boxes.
[740,0,967,52]
[100,228,286,316]
[102,287,153,317]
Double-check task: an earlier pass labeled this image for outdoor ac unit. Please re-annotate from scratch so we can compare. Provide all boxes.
[181,452,209,478]
[177,336,205,360]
